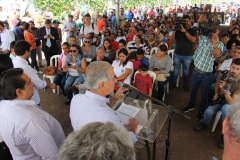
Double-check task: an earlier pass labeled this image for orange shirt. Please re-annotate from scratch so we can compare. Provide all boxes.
[24,31,36,50]
[97,19,106,32]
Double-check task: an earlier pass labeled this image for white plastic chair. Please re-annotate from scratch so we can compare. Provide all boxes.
[150,47,158,55]
[212,111,222,132]
[132,71,156,111]
[43,55,60,93]
[167,49,180,87]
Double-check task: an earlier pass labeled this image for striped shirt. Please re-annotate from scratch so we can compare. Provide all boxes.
[192,35,224,72]
[70,91,138,144]
[0,100,65,160]
[127,41,150,54]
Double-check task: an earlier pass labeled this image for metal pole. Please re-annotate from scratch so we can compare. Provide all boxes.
[115,0,119,28]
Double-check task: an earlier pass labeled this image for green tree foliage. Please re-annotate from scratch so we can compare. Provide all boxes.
[33,0,74,16]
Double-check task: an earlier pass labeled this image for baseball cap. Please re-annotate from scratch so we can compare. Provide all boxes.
[52,19,60,24]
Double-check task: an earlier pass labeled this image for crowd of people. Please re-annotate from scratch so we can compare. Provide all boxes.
[0,2,240,160]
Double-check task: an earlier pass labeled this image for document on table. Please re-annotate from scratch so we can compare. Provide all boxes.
[219,59,232,71]
[116,103,143,134]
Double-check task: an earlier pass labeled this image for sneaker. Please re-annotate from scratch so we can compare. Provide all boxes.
[38,71,43,74]
[183,84,190,92]
[65,100,71,105]
[68,86,76,92]
[196,112,204,121]
[194,122,208,132]
[218,134,224,149]
[183,105,195,113]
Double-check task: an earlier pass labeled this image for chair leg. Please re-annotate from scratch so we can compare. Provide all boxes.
[212,111,222,132]
[162,92,165,101]
[49,77,56,94]
[180,65,183,77]
[176,72,180,87]
[166,82,169,93]
[155,82,158,91]
[57,85,60,95]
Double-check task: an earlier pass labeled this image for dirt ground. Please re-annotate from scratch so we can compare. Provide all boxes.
[37,25,229,160]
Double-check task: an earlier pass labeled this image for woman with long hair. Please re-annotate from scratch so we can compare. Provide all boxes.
[63,44,87,105]
[127,34,150,54]
[100,29,111,45]
[23,23,41,73]
[116,28,126,42]
[103,38,116,62]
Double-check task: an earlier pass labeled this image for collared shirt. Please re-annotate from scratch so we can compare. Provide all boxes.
[79,23,99,43]
[0,28,15,51]
[192,35,224,72]
[13,56,47,104]
[0,100,65,160]
[63,20,77,35]
[70,91,137,144]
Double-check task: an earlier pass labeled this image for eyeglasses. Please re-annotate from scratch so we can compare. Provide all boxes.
[70,50,77,53]
[85,41,90,43]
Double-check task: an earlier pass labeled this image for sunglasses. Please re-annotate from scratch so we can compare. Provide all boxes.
[85,41,90,43]
[70,50,77,53]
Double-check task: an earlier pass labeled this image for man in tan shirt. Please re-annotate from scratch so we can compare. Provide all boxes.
[119,8,126,25]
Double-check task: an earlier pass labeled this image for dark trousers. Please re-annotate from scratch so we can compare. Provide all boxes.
[30,49,39,71]
[0,141,13,160]
[44,46,57,66]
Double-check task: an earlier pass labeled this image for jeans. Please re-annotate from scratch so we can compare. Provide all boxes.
[189,68,213,112]
[30,49,39,71]
[64,75,83,100]
[54,73,66,95]
[172,53,192,85]
[158,74,171,100]
[202,103,231,125]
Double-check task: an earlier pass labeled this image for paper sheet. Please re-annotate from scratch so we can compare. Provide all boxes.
[116,103,143,134]
[219,59,232,71]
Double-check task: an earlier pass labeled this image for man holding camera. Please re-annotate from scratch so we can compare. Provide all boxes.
[184,4,224,121]
[79,13,99,46]
[194,58,240,148]
[170,15,197,92]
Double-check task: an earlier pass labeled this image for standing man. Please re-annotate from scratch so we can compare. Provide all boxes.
[38,19,59,66]
[170,15,197,92]
[12,11,21,28]
[0,68,65,159]
[126,8,134,22]
[29,20,43,68]
[79,13,99,46]
[61,7,70,23]
[183,5,224,120]
[42,7,54,21]
[119,7,126,25]
[12,40,56,105]
[63,15,77,41]
[0,21,15,54]
[97,15,107,32]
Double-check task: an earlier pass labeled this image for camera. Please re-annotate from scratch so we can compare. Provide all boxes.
[175,13,186,30]
[67,63,72,67]
[88,32,94,39]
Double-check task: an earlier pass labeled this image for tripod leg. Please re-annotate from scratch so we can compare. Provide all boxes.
[165,113,173,160]
[153,139,157,160]
[145,140,151,160]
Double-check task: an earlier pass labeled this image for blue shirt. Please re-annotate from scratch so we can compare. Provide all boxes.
[126,11,134,22]
[141,56,149,67]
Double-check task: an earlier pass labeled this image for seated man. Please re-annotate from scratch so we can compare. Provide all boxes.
[70,61,138,144]
[0,68,65,159]
[194,58,240,149]
[222,98,240,160]
[58,122,135,160]
[66,32,81,45]
[91,46,112,64]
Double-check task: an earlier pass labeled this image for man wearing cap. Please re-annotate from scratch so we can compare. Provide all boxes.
[38,19,59,66]
[29,20,43,68]
[53,20,62,54]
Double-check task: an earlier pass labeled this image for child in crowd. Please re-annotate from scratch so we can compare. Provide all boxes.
[9,41,16,60]
[129,51,141,71]
[128,64,153,101]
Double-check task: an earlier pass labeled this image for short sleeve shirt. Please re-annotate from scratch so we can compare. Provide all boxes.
[112,60,133,84]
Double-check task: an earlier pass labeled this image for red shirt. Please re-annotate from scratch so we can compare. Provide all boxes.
[97,19,106,32]
[133,73,152,95]
[111,40,119,51]
[148,11,155,17]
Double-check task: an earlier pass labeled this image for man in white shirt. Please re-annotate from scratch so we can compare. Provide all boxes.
[42,7,54,20]
[79,13,99,46]
[0,68,65,160]
[0,21,15,54]
[12,40,56,105]
[70,61,138,144]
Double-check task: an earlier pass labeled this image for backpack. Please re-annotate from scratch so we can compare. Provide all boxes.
[81,23,95,33]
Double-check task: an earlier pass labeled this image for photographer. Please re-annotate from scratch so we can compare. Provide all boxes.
[79,13,99,46]
[183,4,224,121]
[169,15,197,92]
[194,58,240,149]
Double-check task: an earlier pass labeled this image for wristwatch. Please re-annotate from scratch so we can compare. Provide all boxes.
[223,91,231,95]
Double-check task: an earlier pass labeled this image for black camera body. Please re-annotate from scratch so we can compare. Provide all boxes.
[175,17,186,30]
[88,32,94,39]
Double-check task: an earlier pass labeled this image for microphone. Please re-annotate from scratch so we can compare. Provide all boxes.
[116,82,131,88]
[223,84,230,91]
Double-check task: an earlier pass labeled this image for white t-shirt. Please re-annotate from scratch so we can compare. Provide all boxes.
[116,36,126,42]
[79,23,99,42]
[112,60,133,84]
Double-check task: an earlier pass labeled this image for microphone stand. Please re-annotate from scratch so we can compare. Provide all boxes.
[127,86,191,160]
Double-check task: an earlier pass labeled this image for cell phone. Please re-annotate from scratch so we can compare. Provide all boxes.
[67,64,72,67]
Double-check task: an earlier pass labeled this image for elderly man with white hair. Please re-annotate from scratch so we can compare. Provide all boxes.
[70,61,138,144]
[58,122,136,160]
[222,98,240,160]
